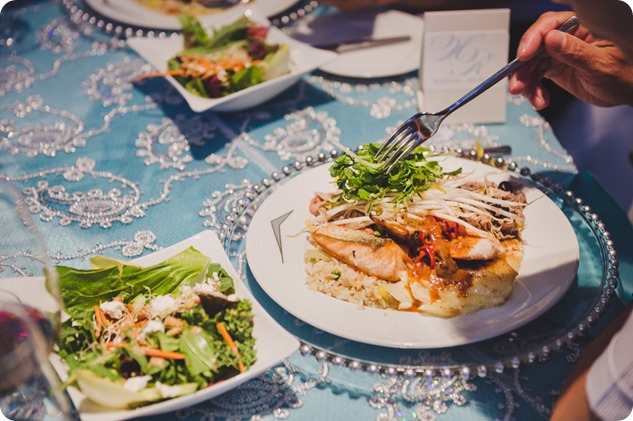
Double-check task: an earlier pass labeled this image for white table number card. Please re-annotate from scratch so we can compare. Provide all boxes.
[418,9,510,124]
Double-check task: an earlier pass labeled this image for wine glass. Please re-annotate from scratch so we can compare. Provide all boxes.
[0,180,75,420]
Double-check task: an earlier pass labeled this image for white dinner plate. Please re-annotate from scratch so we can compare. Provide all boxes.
[245,157,580,349]
[0,230,299,421]
[127,9,337,112]
[288,8,424,78]
[85,0,299,31]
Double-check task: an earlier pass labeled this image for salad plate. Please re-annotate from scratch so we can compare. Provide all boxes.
[0,230,299,421]
[85,0,300,31]
[245,157,580,349]
[127,9,337,112]
[289,8,424,78]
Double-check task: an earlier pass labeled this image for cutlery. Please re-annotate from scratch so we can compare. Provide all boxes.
[311,35,411,53]
[375,15,580,173]
[197,0,251,8]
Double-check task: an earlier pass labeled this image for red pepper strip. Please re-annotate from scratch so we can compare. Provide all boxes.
[418,244,435,269]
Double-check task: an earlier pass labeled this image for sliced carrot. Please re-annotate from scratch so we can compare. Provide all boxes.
[216,322,245,373]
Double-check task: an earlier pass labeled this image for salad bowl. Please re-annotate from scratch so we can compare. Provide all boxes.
[0,231,299,421]
[127,9,338,112]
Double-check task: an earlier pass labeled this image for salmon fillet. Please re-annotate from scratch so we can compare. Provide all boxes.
[311,226,413,282]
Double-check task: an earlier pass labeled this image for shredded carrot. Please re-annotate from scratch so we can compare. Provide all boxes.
[105,342,185,360]
[134,69,186,82]
[120,319,148,330]
[105,342,129,349]
[216,322,245,373]
[140,347,185,360]
[93,305,107,338]
[134,54,259,83]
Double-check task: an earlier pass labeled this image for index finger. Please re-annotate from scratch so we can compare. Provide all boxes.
[516,12,577,61]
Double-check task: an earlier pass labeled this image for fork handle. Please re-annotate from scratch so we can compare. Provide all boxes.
[442,15,579,116]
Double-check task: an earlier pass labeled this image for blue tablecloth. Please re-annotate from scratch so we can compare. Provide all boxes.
[1,1,631,420]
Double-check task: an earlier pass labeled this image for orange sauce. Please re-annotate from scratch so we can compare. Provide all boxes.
[402,216,475,309]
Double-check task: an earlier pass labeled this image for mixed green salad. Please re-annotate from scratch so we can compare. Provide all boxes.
[56,247,256,409]
[136,14,290,98]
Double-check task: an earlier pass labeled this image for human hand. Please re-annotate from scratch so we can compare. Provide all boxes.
[509,11,633,109]
[552,0,633,59]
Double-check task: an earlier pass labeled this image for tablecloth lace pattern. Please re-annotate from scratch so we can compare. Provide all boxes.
[0,2,626,420]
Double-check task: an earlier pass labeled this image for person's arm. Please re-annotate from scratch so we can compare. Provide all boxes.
[551,306,633,421]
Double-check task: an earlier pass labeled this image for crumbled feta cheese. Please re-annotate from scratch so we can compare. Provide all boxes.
[217,69,228,83]
[210,271,220,282]
[155,382,182,398]
[150,295,176,318]
[193,281,216,295]
[124,375,152,392]
[141,320,165,338]
[100,301,128,320]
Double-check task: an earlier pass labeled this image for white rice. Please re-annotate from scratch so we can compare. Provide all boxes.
[303,242,520,317]
[304,250,387,309]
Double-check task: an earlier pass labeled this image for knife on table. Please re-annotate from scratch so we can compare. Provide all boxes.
[311,35,411,53]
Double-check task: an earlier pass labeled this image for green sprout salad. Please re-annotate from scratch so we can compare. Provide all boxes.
[56,247,255,409]
[329,142,462,205]
[135,14,290,98]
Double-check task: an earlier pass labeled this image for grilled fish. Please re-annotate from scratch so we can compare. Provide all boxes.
[311,225,412,282]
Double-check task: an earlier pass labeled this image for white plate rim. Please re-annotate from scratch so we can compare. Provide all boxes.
[0,230,299,421]
[245,157,580,349]
[314,9,424,78]
[84,0,300,31]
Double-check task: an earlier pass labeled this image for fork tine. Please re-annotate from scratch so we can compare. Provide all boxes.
[376,125,415,162]
[375,113,421,160]
[382,133,421,173]
[375,124,410,160]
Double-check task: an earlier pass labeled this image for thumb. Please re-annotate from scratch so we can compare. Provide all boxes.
[545,30,599,73]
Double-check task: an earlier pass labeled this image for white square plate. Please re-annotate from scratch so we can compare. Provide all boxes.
[127,9,337,112]
[0,230,299,421]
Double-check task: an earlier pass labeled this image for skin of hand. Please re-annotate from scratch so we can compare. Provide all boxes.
[508,11,633,109]
[552,0,633,60]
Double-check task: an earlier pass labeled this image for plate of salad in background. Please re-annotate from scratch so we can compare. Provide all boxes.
[85,0,300,31]
[127,9,337,112]
[0,230,299,421]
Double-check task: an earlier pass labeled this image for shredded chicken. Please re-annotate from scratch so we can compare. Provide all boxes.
[457,181,526,240]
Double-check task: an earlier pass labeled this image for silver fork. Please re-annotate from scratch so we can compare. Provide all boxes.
[375,15,579,172]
